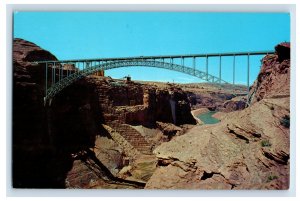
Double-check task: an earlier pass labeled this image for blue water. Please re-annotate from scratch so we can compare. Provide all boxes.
[197,111,220,124]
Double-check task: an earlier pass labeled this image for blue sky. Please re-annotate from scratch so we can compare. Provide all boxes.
[14,12,290,84]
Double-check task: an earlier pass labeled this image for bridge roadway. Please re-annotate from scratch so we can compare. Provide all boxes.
[34,51,275,104]
[36,51,274,63]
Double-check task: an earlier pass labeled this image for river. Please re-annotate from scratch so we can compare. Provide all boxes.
[197,111,220,124]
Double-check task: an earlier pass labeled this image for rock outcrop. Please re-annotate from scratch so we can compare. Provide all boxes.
[13,38,58,67]
[249,43,290,103]
[76,77,197,126]
[146,43,290,189]
[223,97,247,112]
[12,38,196,188]
[156,121,183,139]
[187,91,233,111]
[186,88,247,112]
[13,39,62,188]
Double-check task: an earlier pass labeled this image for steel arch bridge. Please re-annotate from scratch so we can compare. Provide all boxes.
[34,51,274,105]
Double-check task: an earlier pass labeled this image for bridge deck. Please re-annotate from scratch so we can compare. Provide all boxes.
[35,51,274,63]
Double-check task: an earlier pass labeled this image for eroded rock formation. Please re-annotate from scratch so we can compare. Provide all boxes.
[13,38,62,188]
[146,43,290,190]
[249,43,290,103]
[77,77,196,126]
[12,38,195,188]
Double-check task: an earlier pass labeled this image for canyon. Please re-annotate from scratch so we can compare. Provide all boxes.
[12,38,290,189]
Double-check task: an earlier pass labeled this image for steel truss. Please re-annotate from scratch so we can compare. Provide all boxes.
[43,59,229,103]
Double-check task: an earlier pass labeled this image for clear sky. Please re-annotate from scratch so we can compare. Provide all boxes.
[14,12,290,84]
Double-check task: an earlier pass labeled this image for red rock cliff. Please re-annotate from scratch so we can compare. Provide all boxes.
[12,38,196,188]
[146,43,290,190]
[250,43,290,103]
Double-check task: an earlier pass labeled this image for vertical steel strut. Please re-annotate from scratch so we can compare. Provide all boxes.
[219,55,222,84]
[52,62,54,86]
[233,55,235,85]
[233,55,235,94]
[57,62,60,82]
[247,53,250,103]
[53,62,56,84]
[206,55,208,81]
[61,63,63,80]
[45,62,48,97]
[193,57,196,75]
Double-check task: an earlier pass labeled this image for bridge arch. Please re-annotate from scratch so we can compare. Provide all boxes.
[45,59,229,101]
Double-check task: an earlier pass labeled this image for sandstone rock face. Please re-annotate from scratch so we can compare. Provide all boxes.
[223,97,247,112]
[275,42,290,62]
[13,38,196,188]
[146,99,290,189]
[146,43,290,190]
[156,121,183,138]
[13,39,64,188]
[187,91,233,110]
[48,76,196,188]
[13,38,57,67]
[82,77,196,126]
[186,89,247,112]
[250,43,290,103]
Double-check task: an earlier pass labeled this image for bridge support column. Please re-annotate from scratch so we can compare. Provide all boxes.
[51,62,53,86]
[78,62,81,73]
[233,55,235,85]
[247,53,250,104]
[219,55,222,84]
[66,62,69,77]
[206,55,208,81]
[53,62,56,84]
[61,63,63,80]
[45,62,48,98]
[56,62,60,83]
[193,57,196,75]
[233,55,235,94]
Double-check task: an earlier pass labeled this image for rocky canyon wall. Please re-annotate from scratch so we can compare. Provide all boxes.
[146,43,290,190]
[249,43,290,103]
[83,77,196,126]
[12,38,195,188]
